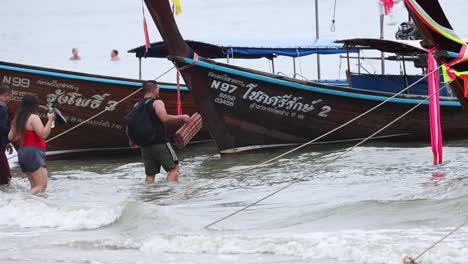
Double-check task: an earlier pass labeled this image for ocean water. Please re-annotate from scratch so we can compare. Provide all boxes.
[1,0,468,263]
[1,143,468,263]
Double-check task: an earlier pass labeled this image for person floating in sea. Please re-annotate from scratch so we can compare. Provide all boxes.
[8,94,56,194]
[69,48,81,61]
[110,49,120,61]
[0,84,13,186]
[126,81,189,183]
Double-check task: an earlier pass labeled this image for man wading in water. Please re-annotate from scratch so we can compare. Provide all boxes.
[127,81,189,183]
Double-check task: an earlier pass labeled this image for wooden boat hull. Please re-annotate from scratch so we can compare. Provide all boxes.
[0,61,210,158]
[173,56,466,154]
[142,0,468,154]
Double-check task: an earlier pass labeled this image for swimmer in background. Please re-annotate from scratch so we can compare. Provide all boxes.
[110,49,120,61]
[69,48,81,61]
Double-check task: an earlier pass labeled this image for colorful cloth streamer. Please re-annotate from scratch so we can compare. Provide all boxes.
[427,49,443,165]
[142,0,150,53]
[173,53,199,116]
[176,71,183,115]
[404,0,468,164]
[171,0,182,15]
[175,113,203,149]
[379,0,395,15]
[404,0,468,87]
[463,76,468,98]
[442,67,468,97]
[404,0,465,45]
[440,45,468,97]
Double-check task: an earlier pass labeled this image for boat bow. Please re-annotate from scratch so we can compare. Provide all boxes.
[405,0,468,110]
[144,0,193,60]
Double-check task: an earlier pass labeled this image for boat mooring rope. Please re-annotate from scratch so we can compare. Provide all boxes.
[204,81,452,229]
[7,66,176,161]
[161,65,443,202]
[330,0,338,32]
[403,218,468,263]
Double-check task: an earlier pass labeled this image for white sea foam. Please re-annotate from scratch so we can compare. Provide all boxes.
[138,229,468,264]
[0,193,124,230]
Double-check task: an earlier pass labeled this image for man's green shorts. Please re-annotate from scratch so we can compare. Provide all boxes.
[140,143,178,176]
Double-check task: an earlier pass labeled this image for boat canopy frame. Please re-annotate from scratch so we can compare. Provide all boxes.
[129,38,427,80]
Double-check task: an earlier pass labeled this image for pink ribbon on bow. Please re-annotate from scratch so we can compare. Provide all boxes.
[427,48,443,165]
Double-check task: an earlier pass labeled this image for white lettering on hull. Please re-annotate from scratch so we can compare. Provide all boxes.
[208,72,332,118]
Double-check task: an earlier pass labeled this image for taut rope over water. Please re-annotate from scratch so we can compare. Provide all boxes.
[204,81,452,229]
[330,0,338,32]
[404,218,468,264]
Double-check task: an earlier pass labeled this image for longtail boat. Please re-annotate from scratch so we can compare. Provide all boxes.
[129,38,356,81]
[129,38,453,96]
[404,0,468,110]
[144,0,468,154]
[0,61,210,158]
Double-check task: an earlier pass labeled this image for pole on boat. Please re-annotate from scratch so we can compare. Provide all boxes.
[357,51,361,74]
[315,0,321,80]
[380,14,385,75]
[293,57,297,78]
[402,55,409,92]
[271,57,276,74]
[138,57,142,80]
[346,49,351,73]
[229,47,234,64]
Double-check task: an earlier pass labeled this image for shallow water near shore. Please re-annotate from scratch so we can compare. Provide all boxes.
[1,141,468,264]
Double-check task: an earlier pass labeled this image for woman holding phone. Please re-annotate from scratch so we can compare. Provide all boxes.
[9,94,55,194]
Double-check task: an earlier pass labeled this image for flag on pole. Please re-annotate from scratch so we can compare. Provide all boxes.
[380,0,394,15]
[142,0,150,53]
[172,0,182,16]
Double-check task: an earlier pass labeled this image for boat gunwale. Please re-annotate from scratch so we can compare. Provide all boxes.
[0,60,189,91]
[169,55,460,107]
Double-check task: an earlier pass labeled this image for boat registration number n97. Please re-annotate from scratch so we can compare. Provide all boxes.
[210,80,238,94]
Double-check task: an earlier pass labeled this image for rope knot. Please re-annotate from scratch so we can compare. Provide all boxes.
[175,53,199,72]
[439,45,468,97]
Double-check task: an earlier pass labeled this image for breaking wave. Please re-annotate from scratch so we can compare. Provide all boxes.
[0,192,124,230]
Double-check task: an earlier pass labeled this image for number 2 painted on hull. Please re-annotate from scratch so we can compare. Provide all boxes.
[318,106,331,117]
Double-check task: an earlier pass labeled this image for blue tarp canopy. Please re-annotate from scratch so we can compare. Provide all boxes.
[128,39,357,59]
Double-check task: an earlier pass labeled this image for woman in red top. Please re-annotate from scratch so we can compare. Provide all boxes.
[9,94,55,194]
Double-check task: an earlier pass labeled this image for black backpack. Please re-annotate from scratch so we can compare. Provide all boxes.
[126,98,157,146]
